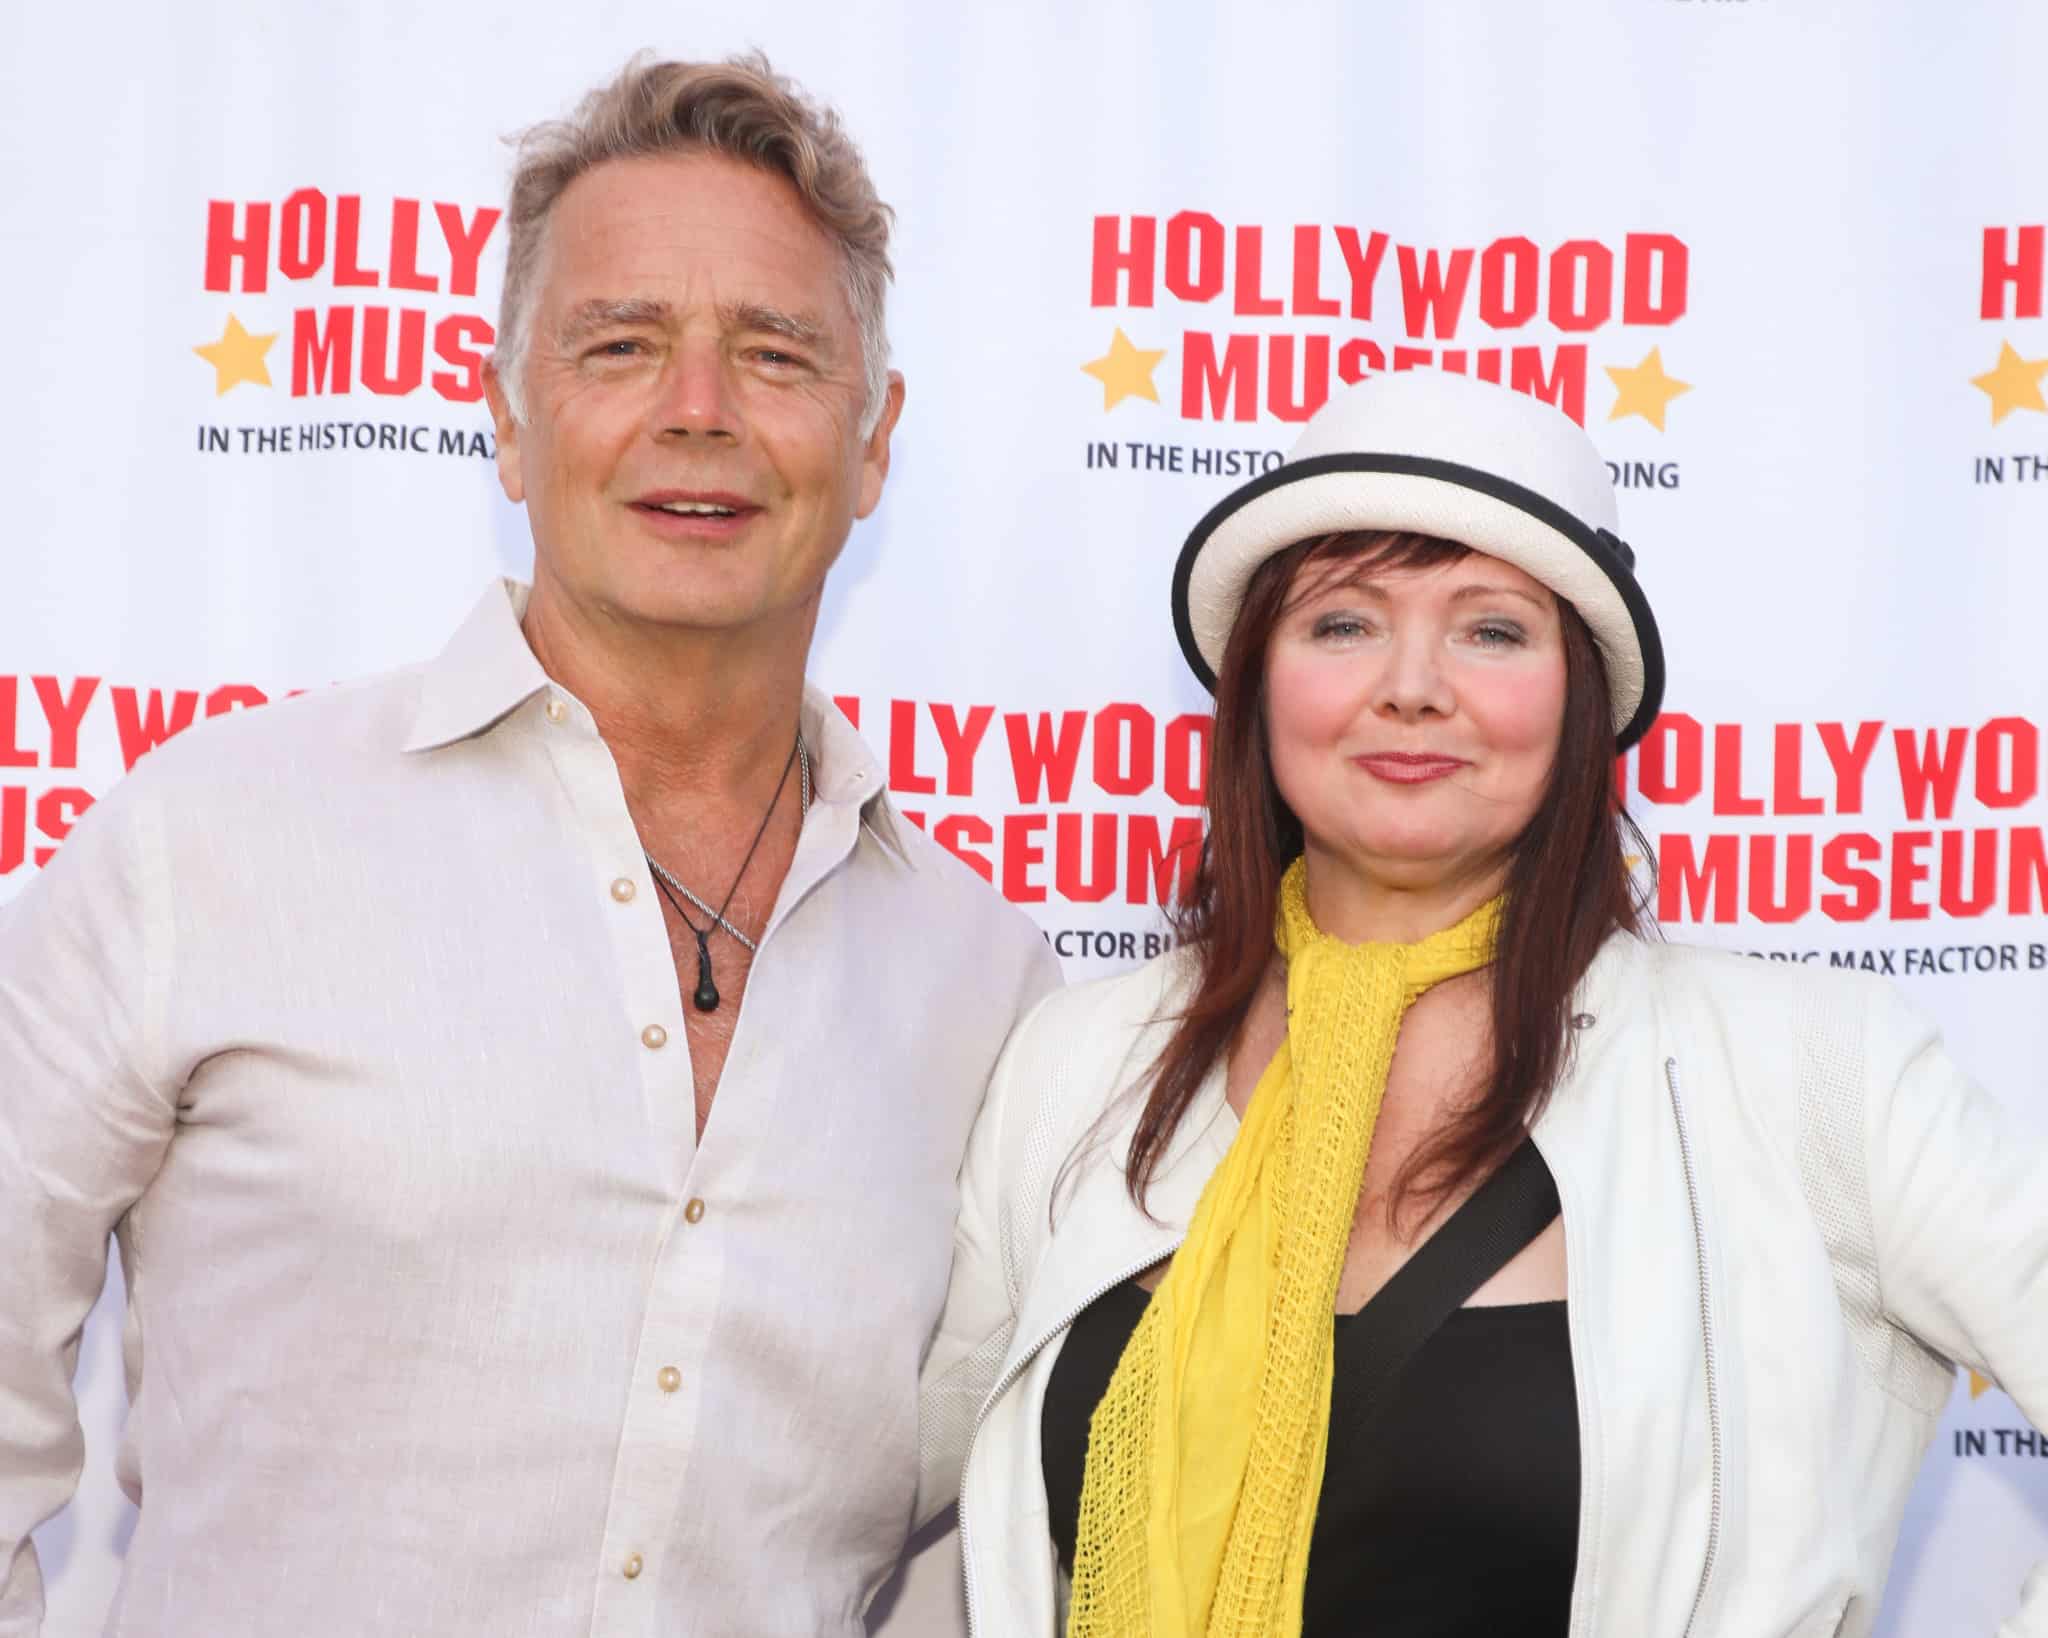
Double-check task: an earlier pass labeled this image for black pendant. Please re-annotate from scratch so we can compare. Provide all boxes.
[691,932,720,1012]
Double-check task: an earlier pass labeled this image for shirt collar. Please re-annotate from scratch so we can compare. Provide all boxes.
[402,579,551,753]
[402,579,914,869]
[800,683,915,869]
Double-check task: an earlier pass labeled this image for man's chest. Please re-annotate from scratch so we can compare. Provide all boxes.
[150,821,977,1292]
[655,910,747,1137]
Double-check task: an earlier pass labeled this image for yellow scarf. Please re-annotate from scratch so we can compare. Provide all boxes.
[1066,857,1501,1637]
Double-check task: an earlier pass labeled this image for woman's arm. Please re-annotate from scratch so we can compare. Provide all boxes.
[913,985,1061,1529]
[1864,985,2048,1636]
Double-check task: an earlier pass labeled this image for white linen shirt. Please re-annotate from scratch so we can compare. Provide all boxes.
[0,580,1059,1638]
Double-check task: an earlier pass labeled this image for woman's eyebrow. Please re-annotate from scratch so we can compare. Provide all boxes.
[1448,583,1551,610]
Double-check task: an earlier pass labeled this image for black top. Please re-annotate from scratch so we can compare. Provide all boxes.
[1040,1144,1578,1635]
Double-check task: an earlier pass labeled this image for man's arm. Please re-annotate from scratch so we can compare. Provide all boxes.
[1861,984,2048,1636]
[0,778,179,1634]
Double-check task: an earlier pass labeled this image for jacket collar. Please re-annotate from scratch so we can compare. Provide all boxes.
[399,579,914,867]
[1009,976,1240,1359]
[1009,932,1654,1363]
[1538,929,1658,1118]
[1574,925,1651,1020]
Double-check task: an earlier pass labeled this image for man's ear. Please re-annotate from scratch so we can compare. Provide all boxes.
[482,359,525,504]
[854,371,906,519]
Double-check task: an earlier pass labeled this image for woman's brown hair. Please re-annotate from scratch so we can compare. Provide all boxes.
[1128,529,1653,1221]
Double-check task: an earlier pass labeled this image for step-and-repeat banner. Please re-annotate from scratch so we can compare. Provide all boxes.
[5,2,2044,1632]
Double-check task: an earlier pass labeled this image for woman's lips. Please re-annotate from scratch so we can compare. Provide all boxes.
[1352,753,1470,785]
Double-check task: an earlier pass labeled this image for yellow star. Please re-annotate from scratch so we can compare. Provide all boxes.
[193,314,277,396]
[1970,340,2048,425]
[1081,327,1167,411]
[1605,347,1692,432]
[1970,1370,1995,1399]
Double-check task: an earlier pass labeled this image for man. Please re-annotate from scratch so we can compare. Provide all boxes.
[0,53,1056,1636]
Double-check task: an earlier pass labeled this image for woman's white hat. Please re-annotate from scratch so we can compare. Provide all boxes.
[1171,369,1664,749]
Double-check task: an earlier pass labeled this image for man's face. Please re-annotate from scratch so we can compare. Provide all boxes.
[485,151,902,643]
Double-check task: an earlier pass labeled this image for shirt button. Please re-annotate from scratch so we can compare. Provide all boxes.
[641,1024,668,1050]
[684,1197,706,1224]
[544,698,567,723]
[657,1365,682,1393]
[610,877,637,903]
[622,1552,643,1580]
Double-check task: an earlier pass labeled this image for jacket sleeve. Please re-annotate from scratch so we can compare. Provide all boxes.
[913,979,1061,1530]
[1860,984,2048,1637]
[0,777,180,1637]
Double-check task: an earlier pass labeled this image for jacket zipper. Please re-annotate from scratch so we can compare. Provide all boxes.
[1664,1056,1723,1637]
[959,1245,1184,1638]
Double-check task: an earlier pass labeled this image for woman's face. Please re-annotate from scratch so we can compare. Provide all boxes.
[1264,546,1569,909]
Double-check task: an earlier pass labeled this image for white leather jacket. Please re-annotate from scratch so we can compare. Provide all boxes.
[918,932,2048,1636]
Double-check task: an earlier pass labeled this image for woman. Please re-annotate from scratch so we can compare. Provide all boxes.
[919,370,2048,1636]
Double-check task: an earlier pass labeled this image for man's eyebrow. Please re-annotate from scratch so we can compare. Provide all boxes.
[719,301,829,348]
[552,297,833,353]
[555,298,672,347]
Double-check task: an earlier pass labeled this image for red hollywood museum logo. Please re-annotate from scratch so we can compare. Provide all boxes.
[193,190,502,401]
[1628,715,2048,926]
[1082,216,1693,429]
[1972,223,2047,426]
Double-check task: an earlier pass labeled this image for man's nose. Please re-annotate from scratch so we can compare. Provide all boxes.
[651,340,738,442]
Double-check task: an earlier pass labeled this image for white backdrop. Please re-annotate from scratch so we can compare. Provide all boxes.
[4,1,2046,1632]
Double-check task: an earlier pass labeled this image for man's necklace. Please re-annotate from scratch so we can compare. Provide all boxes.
[644,733,810,1013]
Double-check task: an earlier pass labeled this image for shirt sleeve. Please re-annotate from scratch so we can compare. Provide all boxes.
[1860,986,2048,1637]
[0,774,179,1635]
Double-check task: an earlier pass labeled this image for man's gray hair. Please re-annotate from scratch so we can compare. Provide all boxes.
[493,51,895,433]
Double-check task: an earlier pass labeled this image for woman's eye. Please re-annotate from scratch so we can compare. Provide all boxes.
[1472,621,1527,648]
[1311,613,1369,640]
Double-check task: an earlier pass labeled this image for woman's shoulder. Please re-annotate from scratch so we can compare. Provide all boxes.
[982,946,1199,1187]
[1005,945,1199,1086]
[1639,934,1941,1099]
[1645,935,1903,1020]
